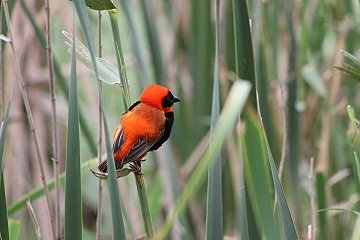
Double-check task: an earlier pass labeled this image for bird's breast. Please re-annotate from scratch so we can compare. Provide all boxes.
[121,103,166,141]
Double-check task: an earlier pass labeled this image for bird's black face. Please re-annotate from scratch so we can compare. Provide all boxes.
[162,91,180,109]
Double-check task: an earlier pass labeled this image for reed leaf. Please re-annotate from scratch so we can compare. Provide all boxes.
[83,0,115,11]
[242,110,279,240]
[259,117,298,238]
[205,0,222,239]
[64,19,82,239]
[0,86,13,240]
[8,219,20,240]
[63,31,120,85]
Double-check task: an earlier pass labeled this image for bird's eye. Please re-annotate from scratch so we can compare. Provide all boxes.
[162,95,172,108]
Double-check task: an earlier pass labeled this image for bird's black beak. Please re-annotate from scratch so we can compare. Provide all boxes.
[173,95,180,103]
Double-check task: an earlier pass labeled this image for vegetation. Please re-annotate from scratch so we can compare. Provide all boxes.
[1,0,360,239]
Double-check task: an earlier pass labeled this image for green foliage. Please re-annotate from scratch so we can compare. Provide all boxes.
[64,19,83,240]
[205,1,222,239]
[0,91,13,240]
[2,0,360,239]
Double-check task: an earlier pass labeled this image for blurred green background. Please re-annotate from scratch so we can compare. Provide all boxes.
[2,0,360,239]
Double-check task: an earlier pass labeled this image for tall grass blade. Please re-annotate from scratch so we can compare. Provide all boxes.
[156,81,251,239]
[139,0,163,83]
[242,110,279,240]
[72,0,126,238]
[206,0,222,239]
[258,109,298,238]
[1,0,15,50]
[235,131,248,240]
[285,0,300,195]
[8,219,20,240]
[118,0,152,88]
[190,0,214,143]
[257,87,298,238]
[316,172,328,240]
[232,0,256,103]
[0,87,11,240]
[108,11,131,108]
[0,175,8,240]
[347,105,359,136]
[64,19,82,239]
[232,0,269,237]
[264,139,298,238]
[354,151,360,187]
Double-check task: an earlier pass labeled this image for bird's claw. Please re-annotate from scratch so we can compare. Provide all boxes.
[129,161,143,175]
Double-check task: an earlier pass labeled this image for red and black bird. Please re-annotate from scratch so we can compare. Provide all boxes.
[98,84,180,173]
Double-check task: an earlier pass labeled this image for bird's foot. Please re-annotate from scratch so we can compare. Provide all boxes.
[130,161,143,175]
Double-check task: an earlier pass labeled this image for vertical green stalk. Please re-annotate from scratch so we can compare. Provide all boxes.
[44,0,61,237]
[96,10,103,240]
[190,0,214,145]
[232,0,258,237]
[232,0,256,103]
[139,0,163,83]
[285,0,300,196]
[64,18,82,239]
[0,93,12,240]
[135,174,154,238]
[108,10,131,109]
[205,0,223,239]
[119,0,152,88]
[0,175,9,240]
[316,172,328,240]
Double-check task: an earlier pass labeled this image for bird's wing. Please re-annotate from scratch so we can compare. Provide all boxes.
[112,126,124,154]
[121,137,157,165]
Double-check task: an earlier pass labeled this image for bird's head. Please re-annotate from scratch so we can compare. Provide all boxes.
[140,84,180,112]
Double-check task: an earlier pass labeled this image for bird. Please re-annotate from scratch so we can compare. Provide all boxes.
[98,84,180,173]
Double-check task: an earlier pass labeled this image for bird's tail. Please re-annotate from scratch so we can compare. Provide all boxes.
[98,160,123,173]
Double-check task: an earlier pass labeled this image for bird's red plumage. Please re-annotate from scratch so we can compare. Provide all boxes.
[98,84,179,173]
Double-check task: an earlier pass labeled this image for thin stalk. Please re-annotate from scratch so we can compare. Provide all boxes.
[26,201,42,240]
[44,0,61,238]
[273,82,287,211]
[96,10,103,240]
[108,10,131,108]
[309,157,316,240]
[2,0,55,238]
[0,8,3,121]
[134,173,154,238]
[205,0,222,239]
